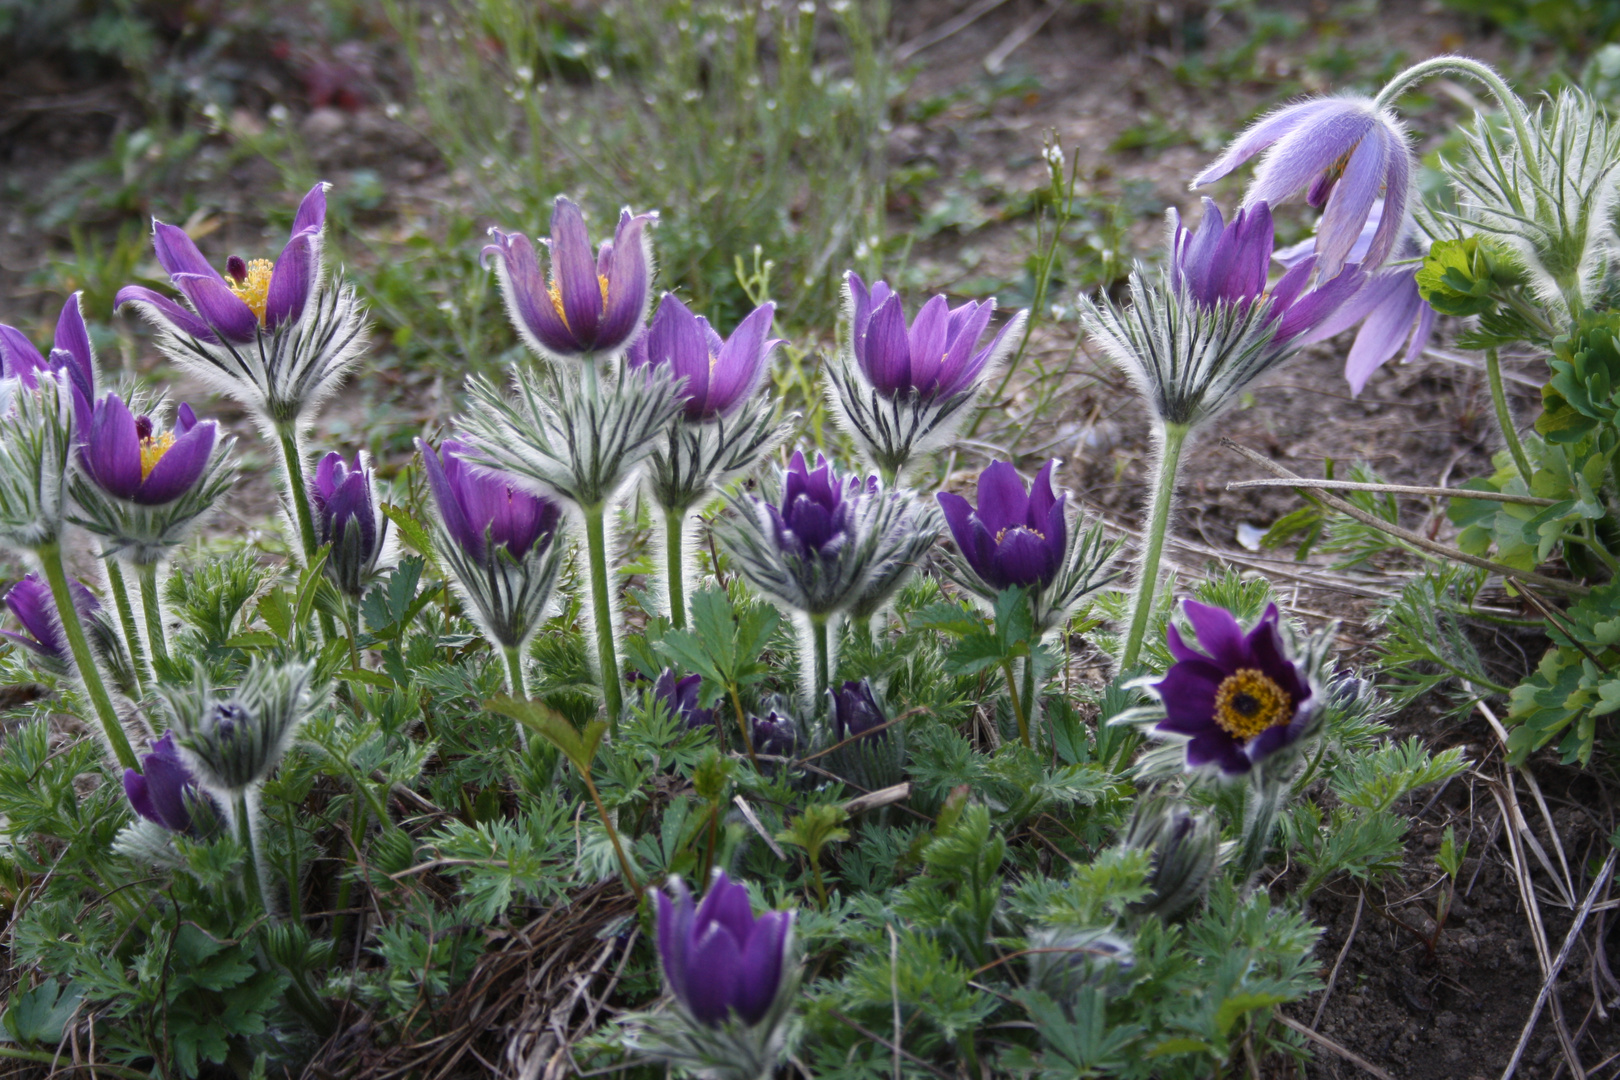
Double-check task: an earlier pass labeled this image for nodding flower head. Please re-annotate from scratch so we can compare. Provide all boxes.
[311,451,389,596]
[80,396,218,506]
[116,183,327,345]
[124,732,207,836]
[627,294,781,421]
[1149,600,1319,777]
[938,460,1067,593]
[656,871,795,1029]
[1192,94,1412,277]
[0,293,99,402]
[483,195,656,360]
[845,273,1018,400]
[420,438,561,567]
[1,572,97,665]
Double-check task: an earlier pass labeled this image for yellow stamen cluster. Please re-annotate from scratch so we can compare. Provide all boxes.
[1212,668,1293,742]
[995,525,1045,544]
[228,258,275,324]
[547,274,612,331]
[140,431,175,481]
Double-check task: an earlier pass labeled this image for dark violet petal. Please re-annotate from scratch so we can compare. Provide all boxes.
[1266,255,1315,316]
[265,232,313,330]
[1227,202,1274,304]
[1245,608,1309,705]
[1181,198,1226,306]
[1042,492,1067,582]
[0,324,46,387]
[53,293,95,400]
[136,419,215,505]
[1246,719,1301,764]
[6,575,59,654]
[550,197,603,345]
[1154,658,1225,731]
[1184,730,1236,770]
[1165,622,1200,664]
[1315,134,1384,278]
[1191,98,1340,187]
[291,181,328,237]
[86,394,142,500]
[152,220,222,282]
[598,209,655,352]
[115,286,219,343]
[864,294,911,394]
[142,747,197,832]
[657,879,694,1003]
[1027,460,1058,527]
[485,229,576,354]
[1183,600,1246,672]
[1274,264,1365,344]
[312,451,346,504]
[175,403,198,436]
[937,491,976,555]
[683,923,744,1026]
[735,910,789,1025]
[991,527,1055,588]
[975,462,1029,536]
[696,872,757,948]
[173,273,259,343]
[965,516,1005,589]
[847,271,872,338]
[124,768,160,827]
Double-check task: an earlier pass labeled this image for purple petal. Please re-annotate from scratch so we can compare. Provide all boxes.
[1363,128,1411,271]
[136,419,216,505]
[708,302,776,415]
[114,286,220,343]
[265,232,313,330]
[484,229,577,355]
[938,491,976,555]
[85,394,142,500]
[906,295,951,393]
[0,325,46,387]
[683,923,744,1026]
[53,293,95,401]
[937,301,997,396]
[1026,460,1058,527]
[975,462,1029,536]
[175,403,198,436]
[1153,658,1225,731]
[1191,98,1341,188]
[1344,274,1424,395]
[1404,301,1437,365]
[1315,134,1385,278]
[657,879,695,1004]
[1181,199,1227,305]
[1243,104,1378,210]
[1274,264,1365,344]
[695,871,756,947]
[1182,600,1246,671]
[422,440,482,560]
[152,220,222,282]
[550,197,603,345]
[313,451,346,503]
[735,910,789,1025]
[991,527,1055,588]
[863,295,910,394]
[172,273,259,343]
[291,181,329,236]
[141,746,197,832]
[124,769,160,827]
[598,209,655,352]
[1266,255,1316,315]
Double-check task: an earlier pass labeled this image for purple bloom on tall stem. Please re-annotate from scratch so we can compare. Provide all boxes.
[483,196,656,360]
[627,295,781,421]
[115,183,327,345]
[657,871,794,1028]
[123,732,204,835]
[420,439,561,565]
[937,461,1067,592]
[311,451,387,595]
[1150,601,1314,776]
[80,396,218,506]
[846,273,1013,399]
[0,292,99,400]
[1192,95,1412,277]
[1,572,97,663]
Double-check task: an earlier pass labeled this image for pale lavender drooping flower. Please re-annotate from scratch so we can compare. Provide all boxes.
[1193,95,1413,278]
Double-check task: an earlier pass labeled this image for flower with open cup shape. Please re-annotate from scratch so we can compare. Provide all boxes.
[1192,95,1412,278]
[828,272,1024,482]
[124,732,205,835]
[81,395,218,507]
[484,195,655,362]
[628,295,780,422]
[1,572,97,666]
[311,451,389,598]
[656,871,795,1028]
[1148,601,1318,777]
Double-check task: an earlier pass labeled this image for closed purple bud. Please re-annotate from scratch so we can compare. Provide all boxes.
[420,439,560,566]
[750,711,798,758]
[647,668,716,731]
[769,451,859,560]
[656,871,794,1028]
[311,451,387,596]
[831,679,887,743]
[123,732,205,835]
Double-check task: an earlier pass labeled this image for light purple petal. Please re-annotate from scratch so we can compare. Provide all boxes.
[550,197,603,345]
[152,220,222,282]
[114,286,219,343]
[291,182,328,237]
[484,229,575,355]
[907,295,950,393]
[1315,133,1385,278]
[598,209,655,352]
[1243,104,1378,210]
[709,302,776,414]
[1344,275,1424,395]
[1191,98,1342,188]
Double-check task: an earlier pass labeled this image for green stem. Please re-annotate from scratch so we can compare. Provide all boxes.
[664,506,687,629]
[582,502,624,731]
[1372,57,1541,188]
[345,595,362,673]
[503,645,528,699]
[330,792,365,947]
[811,613,831,707]
[1122,422,1189,671]
[276,424,319,561]
[1002,661,1030,748]
[38,541,136,771]
[581,768,642,901]
[233,791,271,918]
[0,1045,148,1078]
[135,560,169,672]
[1235,774,1287,882]
[104,559,147,696]
[1486,348,1535,487]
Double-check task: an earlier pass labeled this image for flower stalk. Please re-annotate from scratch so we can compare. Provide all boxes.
[276,425,319,562]
[582,502,624,729]
[1122,421,1189,671]
[665,507,688,629]
[39,540,136,771]
[1485,348,1534,486]
[232,791,271,916]
[104,559,147,695]
[136,560,170,671]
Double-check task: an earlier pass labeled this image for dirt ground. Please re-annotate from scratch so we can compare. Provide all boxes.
[3,0,1616,1076]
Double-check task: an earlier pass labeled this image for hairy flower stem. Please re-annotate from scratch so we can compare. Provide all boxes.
[104,559,148,695]
[233,791,271,917]
[1486,348,1534,486]
[276,424,339,643]
[136,561,170,671]
[664,506,688,629]
[1002,660,1031,748]
[580,765,642,902]
[811,614,831,709]
[38,541,136,771]
[1236,773,1288,883]
[582,503,624,732]
[503,645,531,751]
[1372,57,1542,189]
[1122,422,1189,671]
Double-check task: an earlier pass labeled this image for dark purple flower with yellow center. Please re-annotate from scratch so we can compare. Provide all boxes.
[1,572,97,663]
[484,195,655,361]
[420,438,560,566]
[116,183,327,345]
[80,395,218,506]
[937,460,1066,592]
[847,273,1016,400]
[123,732,204,835]
[830,679,887,743]
[1151,600,1314,776]
[627,295,781,421]
[1193,95,1412,277]
[656,870,794,1028]
[311,451,388,596]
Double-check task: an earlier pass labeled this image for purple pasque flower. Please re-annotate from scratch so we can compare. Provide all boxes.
[484,195,656,360]
[1276,201,1437,395]
[656,870,794,1028]
[80,395,218,506]
[115,183,327,346]
[769,450,870,562]
[1150,600,1315,776]
[311,451,388,595]
[647,668,717,731]
[0,292,99,401]
[420,438,561,565]
[750,711,799,757]
[937,460,1066,592]
[627,294,782,420]
[1193,95,1412,277]
[1,572,98,663]
[123,732,204,835]
[830,679,887,743]
[846,273,1015,399]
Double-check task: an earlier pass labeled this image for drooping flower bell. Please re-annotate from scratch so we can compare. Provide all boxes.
[1192,95,1413,277]
[828,273,1024,481]
[311,451,390,598]
[937,460,1119,633]
[656,871,796,1028]
[420,438,563,652]
[1145,600,1324,776]
[484,195,656,361]
[115,182,368,431]
[124,732,207,835]
[1,572,98,667]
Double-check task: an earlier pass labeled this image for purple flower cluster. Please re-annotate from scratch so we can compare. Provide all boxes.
[769,451,871,563]
[311,451,387,595]
[0,293,97,402]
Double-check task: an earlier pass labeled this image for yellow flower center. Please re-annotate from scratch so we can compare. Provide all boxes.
[995,525,1045,544]
[140,431,175,480]
[547,274,612,330]
[228,258,275,323]
[1212,668,1293,742]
